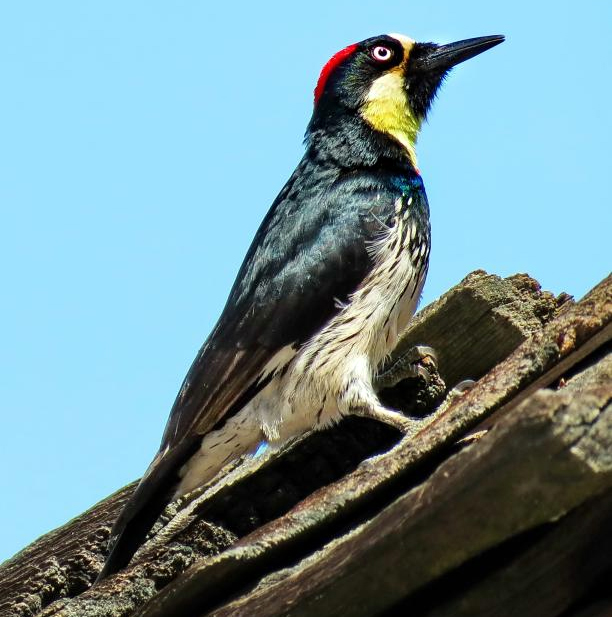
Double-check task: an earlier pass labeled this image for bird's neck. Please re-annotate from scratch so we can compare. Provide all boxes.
[306,112,420,173]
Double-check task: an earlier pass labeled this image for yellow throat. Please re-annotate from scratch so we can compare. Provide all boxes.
[360,34,421,168]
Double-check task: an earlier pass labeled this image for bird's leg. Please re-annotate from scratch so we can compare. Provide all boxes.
[339,361,423,437]
[351,402,422,437]
[374,345,438,391]
[352,377,475,439]
[341,351,476,438]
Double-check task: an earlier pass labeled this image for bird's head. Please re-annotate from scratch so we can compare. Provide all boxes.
[307,33,504,168]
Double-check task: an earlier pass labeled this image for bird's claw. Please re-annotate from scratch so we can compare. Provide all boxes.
[448,379,476,398]
[375,344,439,391]
[428,377,477,419]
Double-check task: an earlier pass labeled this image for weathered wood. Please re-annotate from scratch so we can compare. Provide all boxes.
[398,490,612,617]
[563,597,612,617]
[0,485,235,617]
[0,485,133,617]
[138,354,612,617]
[397,356,612,617]
[127,273,610,617]
[390,270,570,387]
[0,271,606,617]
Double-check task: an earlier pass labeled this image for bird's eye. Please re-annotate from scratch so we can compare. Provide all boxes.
[371,45,394,63]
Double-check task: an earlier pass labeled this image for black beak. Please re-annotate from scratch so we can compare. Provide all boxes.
[411,35,504,72]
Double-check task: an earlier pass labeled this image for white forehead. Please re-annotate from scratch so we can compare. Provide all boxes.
[387,33,416,48]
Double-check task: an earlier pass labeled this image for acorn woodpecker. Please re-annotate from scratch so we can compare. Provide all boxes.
[98,32,504,579]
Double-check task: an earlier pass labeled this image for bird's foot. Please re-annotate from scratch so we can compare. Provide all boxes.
[376,345,446,417]
[374,345,438,391]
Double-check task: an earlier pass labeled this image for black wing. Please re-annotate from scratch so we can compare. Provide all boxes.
[98,159,407,579]
[160,161,404,448]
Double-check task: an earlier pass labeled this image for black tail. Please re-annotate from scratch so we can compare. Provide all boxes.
[96,438,199,581]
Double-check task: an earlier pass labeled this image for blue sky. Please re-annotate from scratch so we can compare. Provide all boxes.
[1,1,610,562]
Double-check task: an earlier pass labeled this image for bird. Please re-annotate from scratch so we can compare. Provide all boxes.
[97,31,504,580]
